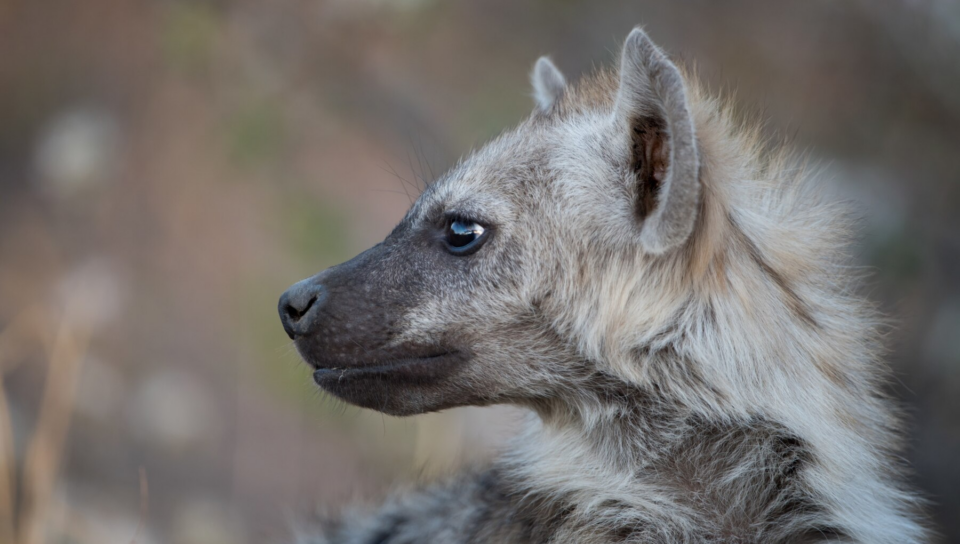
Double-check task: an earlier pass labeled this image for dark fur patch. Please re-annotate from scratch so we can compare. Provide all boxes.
[365,514,407,544]
[783,526,851,543]
[728,213,819,329]
[653,416,849,542]
[463,466,573,543]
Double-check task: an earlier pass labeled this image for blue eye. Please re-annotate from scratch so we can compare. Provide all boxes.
[445,220,487,254]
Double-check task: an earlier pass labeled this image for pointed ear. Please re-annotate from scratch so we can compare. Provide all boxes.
[531,56,566,112]
[614,28,700,254]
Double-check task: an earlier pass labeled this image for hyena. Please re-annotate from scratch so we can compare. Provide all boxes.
[278,28,928,543]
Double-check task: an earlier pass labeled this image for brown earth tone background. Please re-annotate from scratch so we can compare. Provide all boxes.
[1,1,959,542]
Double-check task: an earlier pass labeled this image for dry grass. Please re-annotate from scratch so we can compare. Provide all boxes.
[0,298,132,544]
[0,305,51,544]
[0,380,16,544]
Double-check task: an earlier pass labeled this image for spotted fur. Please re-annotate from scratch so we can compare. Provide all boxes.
[288,27,928,543]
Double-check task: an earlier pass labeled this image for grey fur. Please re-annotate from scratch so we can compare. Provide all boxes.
[283,26,929,544]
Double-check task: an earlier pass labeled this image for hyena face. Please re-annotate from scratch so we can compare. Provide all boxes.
[279,29,699,416]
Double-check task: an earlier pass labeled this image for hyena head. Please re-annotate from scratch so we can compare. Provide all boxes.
[279,28,705,416]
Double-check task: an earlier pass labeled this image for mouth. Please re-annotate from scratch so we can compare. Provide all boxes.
[311,350,463,386]
[293,339,471,414]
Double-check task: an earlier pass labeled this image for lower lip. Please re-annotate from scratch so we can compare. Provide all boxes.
[312,352,461,385]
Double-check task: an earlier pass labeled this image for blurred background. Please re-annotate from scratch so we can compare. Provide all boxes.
[1,0,959,542]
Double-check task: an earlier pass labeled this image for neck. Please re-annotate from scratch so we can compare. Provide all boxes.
[504,364,852,542]
[523,367,693,470]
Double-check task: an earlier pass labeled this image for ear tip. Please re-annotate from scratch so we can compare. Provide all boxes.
[533,56,556,75]
[624,27,652,48]
[532,56,566,87]
[623,26,664,62]
[621,28,681,92]
[536,56,565,78]
[625,26,649,41]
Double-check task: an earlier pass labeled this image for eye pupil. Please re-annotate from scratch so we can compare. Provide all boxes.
[446,220,485,250]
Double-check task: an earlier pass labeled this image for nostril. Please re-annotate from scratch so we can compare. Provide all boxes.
[279,282,326,339]
[285,295,317,322]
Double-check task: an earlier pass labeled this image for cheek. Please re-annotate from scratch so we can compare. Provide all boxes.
[398,283,520,342]
[396,268,532,344]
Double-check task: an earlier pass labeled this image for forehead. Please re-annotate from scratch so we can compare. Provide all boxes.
[410,113,611,223]
[409,125,542,223]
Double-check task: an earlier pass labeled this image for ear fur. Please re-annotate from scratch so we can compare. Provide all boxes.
[615,27,700,254]
[531,56,566,112]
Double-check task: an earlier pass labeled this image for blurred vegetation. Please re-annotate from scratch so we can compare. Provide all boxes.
[0,0,958,542]
[224,100,286,167]
[161,3,219,74]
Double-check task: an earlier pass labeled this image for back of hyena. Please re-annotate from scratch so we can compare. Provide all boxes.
[280,27,928,543]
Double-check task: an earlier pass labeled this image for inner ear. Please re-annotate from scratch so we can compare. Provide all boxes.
[631,115,669,220]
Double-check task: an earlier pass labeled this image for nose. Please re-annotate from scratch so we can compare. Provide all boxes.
[278,280,326,339]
